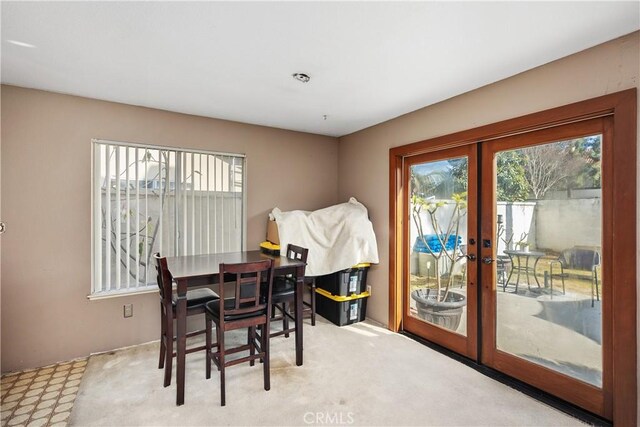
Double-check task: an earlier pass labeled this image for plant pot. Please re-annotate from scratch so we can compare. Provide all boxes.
[411,289,467,331]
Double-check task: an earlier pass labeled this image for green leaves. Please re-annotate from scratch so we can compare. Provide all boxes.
[412,191,467,213]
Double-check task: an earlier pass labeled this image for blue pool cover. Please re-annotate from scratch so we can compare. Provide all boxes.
[413,234,462,253]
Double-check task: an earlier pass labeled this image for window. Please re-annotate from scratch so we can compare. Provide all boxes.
[91,139,245,297]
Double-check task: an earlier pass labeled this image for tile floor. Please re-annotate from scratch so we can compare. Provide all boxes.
[1,359,87,427]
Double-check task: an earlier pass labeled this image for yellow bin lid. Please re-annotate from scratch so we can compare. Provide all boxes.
[260,242,371,269]
[260,241,280,250]
[315,287,370,301]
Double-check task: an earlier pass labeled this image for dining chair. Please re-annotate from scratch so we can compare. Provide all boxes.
[204,259,274,406]
[154,253,220,387]
[304,276,317,326]
[267,244,310,338]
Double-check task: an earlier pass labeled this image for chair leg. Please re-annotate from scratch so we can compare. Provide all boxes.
[249,326,256,367]
[282,302,290,338]
[560,265,565,295]
[163,317,173,387]
[158,305,166,369]
[310,281,316,326]
[216,323,222,372]
[205,316,212,379]
[262,323,270,391]
[219,327,226,406]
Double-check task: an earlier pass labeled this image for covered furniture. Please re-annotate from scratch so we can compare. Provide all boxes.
[270,198,379,276]
[204,259,274,406]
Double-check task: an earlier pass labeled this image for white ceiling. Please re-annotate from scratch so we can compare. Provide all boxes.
[1,2,638,137]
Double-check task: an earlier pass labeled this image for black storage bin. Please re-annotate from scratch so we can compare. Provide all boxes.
[315,288,369,326]
[316,264,369,296]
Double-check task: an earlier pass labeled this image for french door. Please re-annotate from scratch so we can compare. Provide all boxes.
[479,118,611,417]
[402,144,478,359]
[394,90,637,423]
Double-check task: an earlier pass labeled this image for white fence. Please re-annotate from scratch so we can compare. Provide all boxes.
[410,197,601,276]
[535,198,602,251]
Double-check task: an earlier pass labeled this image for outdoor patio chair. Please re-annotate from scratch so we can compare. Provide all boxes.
[548,247,601,305]
[496,255,511,289]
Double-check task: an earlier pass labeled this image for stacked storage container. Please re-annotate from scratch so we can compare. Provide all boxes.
[315,264,370,326]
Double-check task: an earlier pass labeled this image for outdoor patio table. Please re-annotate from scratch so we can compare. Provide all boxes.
[165,250,307,406]
[503,250,546,293]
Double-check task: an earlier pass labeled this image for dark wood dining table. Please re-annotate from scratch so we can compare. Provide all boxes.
[165,250,307,406]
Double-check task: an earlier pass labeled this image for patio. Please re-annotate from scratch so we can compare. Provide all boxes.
[410,268,602,387]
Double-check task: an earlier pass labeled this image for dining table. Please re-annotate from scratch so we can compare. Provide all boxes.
[165,250,307,406]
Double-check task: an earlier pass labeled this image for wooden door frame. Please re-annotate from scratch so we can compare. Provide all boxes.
[388,89,636,424]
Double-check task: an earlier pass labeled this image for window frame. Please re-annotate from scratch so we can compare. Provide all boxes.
[89,138,247,299]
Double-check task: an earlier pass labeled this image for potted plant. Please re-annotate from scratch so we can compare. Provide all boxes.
[410,192,468,331]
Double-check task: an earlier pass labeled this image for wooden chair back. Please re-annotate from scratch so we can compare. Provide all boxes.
[154,252,173,304]
[286,244,308,264]
[217,259,274,322]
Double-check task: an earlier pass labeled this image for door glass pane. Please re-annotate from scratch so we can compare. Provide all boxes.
[409,157,468,335]
[495,135,602,387]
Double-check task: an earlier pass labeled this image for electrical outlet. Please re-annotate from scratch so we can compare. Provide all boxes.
[123,304,133,318]
[366,285,372,295]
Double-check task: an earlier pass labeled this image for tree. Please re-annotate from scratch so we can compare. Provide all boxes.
[521,141,585,199]
[412,134,601,204]
[411,192,467,302]
[449,155,529,202]
[102,148,171,285]
[496,151,529,202]
[568,136,601,189]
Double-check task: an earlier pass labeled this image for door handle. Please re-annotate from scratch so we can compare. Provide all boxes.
[467,254,476,261]
[0,221,5,234]
[482,257,494,264]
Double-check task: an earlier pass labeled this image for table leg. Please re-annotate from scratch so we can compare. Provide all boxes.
[175,278,188,406]
[295,266,304,366]
[505,255,515,291]
[515,256,522,293]
[533,256,542,288]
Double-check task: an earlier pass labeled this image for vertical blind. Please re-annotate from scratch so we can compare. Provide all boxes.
[92,139,245,296]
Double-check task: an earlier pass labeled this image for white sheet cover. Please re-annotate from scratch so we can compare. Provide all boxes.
[270,198,379,276]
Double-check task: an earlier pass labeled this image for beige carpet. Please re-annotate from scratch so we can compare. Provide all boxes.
[70,318,583,426]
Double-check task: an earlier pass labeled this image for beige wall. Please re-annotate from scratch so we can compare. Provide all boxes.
[0,86,339,372]
[338,31,639,416]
